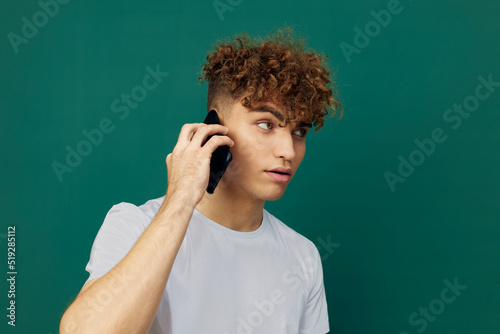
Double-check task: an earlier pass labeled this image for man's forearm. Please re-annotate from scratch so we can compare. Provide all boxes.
[60,194,194,334]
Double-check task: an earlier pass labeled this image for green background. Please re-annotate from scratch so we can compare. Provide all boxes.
[1,0,499,333]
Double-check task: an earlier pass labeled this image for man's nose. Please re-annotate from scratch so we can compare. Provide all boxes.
[273,129,295,160]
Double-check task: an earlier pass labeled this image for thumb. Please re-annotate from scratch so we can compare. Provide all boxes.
[166,153,172,167]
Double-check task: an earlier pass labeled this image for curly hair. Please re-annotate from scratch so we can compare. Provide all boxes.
[199,26,343,131]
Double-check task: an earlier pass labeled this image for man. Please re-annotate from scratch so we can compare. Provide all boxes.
[60,26,343,334]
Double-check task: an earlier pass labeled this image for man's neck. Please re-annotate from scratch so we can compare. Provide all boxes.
[195,184,265,232]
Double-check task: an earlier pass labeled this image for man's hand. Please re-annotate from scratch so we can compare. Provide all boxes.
[165,123,234,206]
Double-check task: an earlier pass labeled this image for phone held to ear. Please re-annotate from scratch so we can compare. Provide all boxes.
[202,109,233,194]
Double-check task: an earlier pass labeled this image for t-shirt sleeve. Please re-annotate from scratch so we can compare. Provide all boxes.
[299,246,330,334]
[84,203,147,286]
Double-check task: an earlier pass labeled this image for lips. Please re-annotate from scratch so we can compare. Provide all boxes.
[267,167,292,175]
[265,167,292,183]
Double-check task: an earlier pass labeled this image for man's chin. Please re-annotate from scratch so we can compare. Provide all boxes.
[255,186,287,201]
[217,175,288,201]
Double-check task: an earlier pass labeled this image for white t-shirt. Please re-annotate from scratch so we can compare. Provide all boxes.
[85,196,330,334]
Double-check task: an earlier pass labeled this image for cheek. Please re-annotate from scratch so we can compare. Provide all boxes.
[295,145,306,164]
[231,142,257,169]
[226,138,265,178]
[232,132,266,160]
[296,144,306,158]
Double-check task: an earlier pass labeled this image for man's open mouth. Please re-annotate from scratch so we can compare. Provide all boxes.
[265,170,291,182]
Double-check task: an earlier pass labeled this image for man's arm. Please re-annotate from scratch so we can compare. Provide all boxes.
[60,195,193,333]
[60,123,234,334]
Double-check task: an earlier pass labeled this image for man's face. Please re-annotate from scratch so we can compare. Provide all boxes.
[217,99,311,201]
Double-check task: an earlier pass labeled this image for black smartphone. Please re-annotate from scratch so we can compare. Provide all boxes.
[202,109,233,194]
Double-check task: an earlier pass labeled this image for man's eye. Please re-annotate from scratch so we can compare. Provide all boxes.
[257,122,273,130]
[294,128,308,137]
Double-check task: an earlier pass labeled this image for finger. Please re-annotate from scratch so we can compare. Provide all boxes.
[201,135,235,154]
[176,123,205,147]
[190,124,229,148]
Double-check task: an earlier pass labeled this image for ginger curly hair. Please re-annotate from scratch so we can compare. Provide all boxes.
[199,26,343,132]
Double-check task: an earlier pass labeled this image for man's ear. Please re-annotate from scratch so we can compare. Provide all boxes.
[214,109,226,125]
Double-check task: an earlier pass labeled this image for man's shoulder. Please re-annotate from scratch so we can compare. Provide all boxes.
[264,208,319,255]
[105,195,165,227]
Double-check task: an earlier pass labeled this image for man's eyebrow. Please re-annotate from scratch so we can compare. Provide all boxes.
[248,105,285,122]
[248,105,312,128]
